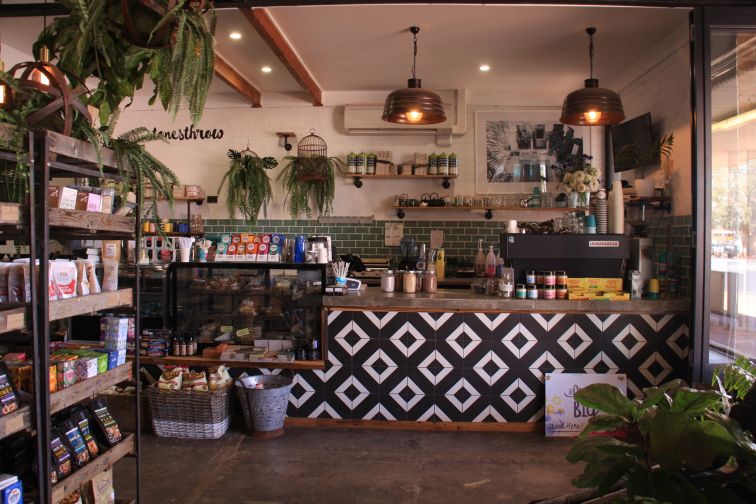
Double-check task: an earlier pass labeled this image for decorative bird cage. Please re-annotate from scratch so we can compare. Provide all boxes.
[296,129,330,182]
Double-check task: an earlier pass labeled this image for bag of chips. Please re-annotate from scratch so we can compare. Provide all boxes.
[70,408,99,458]
[0,362,20,416]
[50,427,73,482]
[89,398,122,447]
[157,370,182,391]
[182,371,208,392]
[60,418,90,467]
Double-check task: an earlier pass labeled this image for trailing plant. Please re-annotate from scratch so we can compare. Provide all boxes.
[714,357,756,435]
[567,380,756,503]
[615,133,674,179]
[37,0,216,125]
[218,149,277,223]
[277,156,343,219]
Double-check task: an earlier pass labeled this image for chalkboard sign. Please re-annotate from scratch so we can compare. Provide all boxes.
[544,373,627,437]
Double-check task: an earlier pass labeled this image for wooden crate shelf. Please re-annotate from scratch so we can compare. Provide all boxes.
[0,404,32,439]
[0,203,23,225]
[49,208,135,236]
[49,289,133,322]
[50,364,133,415]
[0,305,27,334]
[51,433,135,503]
[134,355,325,370]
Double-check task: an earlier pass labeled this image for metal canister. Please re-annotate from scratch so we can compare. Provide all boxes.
[630,270,642,299]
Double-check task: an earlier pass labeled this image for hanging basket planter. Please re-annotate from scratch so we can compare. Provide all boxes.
[119,0,213,49]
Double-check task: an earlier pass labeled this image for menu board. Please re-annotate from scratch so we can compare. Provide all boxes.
[544,373,627,437]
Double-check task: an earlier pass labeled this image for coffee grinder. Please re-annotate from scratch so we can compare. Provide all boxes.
[628,204,654,294]
[399,236,419,271]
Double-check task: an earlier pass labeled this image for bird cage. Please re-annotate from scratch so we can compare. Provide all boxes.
[296,129,330,181]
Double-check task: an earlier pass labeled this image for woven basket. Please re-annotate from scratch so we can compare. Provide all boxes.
[236,376,292,437]
[146,386,231,439]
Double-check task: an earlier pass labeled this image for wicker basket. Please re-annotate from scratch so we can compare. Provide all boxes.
[236,376,292,439]
[146,386,231,439]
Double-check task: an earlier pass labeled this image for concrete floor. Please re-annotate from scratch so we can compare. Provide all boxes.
[116,426,581,503]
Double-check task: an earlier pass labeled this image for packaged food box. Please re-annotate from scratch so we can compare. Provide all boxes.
[267,243,281,263]
[94,350,119,370]
[0,474,22,504]
[86,193,102,213]
[256,242,269,262]
[99,187,115,214]
[77,351,108,375]
[75,357,99,381]
[54,186,78,210]
[566,278,587,291]
[100,317,129,351]
[56,361,77,389]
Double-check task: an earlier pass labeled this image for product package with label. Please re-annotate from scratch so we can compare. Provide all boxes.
[50,427,73,483]
[90,398,123,447]
[0,362,20,416]
[0,474,22,504]
[60,418,90,467]
[70,408,100,459]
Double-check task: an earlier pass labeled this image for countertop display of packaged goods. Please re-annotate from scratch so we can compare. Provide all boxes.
[172,263,326,366]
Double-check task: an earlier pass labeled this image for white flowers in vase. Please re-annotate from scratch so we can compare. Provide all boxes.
[563,162,601,194]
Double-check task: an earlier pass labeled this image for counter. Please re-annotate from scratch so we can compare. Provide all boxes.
[285,288,691,428]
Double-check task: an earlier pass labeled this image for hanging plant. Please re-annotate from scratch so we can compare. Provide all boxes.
[218,149,277,223]
[277,156,342,219]
[37,0,216,125]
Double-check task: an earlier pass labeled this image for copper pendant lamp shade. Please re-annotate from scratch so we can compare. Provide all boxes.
[383,27,446,125]
[560,28,625,126]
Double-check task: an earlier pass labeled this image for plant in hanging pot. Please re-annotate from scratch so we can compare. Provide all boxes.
[277,155,343,218]
[37,0,216,125]
[615,133,674,198]
[217,149,278,223]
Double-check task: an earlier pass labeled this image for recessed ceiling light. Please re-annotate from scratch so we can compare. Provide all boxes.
[261,66,272,74]
[229,32,242,40]
[479,64,491,72]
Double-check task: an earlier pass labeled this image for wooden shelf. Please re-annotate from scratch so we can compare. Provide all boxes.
[49,208,135,236]
[51,433,136,503]
[142,231,204,237]
[134,355,325,370]
[0,305,27,334]
[49,289,133,322]
[50,364,133,415]
[350,173,457,189]
[0,404,32,439]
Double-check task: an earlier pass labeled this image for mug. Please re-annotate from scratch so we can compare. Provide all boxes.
[506,220,518,234]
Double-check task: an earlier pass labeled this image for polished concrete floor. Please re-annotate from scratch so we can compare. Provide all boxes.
[116,426,581,503]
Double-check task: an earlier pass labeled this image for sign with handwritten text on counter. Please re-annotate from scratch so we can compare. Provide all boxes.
[544,373,627,437]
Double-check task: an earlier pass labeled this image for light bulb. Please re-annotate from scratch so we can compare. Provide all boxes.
[30,69,50,86]
[584,110,602,124]
[406,110,423,123]
[0,84,6,108]
[261,66,272,73]
[229,32,242,40]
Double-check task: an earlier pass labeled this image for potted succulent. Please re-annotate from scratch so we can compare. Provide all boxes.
[277,155,343,218]
[615,133,674,198]
[217,149,278,223]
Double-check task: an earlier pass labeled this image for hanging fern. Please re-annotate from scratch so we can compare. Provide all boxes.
[277,156,342,219]
[218,149,277,223]
[714,357,756,401]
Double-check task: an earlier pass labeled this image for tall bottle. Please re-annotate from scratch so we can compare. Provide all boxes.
[608,181,625,234]
[485,246,496,278]
[436,248,446,280]
[475,240,486,278]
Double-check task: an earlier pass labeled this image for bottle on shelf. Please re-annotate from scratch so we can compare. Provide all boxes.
[609,181,624,234]
[475,240,486,278]
[485,246,496,278]
[496,249,505,278]
[436,248,446,280]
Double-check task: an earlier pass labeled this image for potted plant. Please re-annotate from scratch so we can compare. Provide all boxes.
[217,149,278,223]
[37,0,216,125]
[714,356,756,434]
[615,133,674,198]
[564,379,756,503]
[277,155,343,218]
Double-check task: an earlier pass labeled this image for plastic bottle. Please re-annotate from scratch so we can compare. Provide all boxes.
[609,181,625,234]
[475,240,486,278]
[436,248,446,280]
[496,250,505,278]
[486,246,496,278]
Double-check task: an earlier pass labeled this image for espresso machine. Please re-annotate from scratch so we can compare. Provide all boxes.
[399,236,419,271]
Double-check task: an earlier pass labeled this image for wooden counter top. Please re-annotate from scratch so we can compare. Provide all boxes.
[323,288,690,314]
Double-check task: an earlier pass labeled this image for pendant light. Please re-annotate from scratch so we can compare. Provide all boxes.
[560,27,625,126]
[383,26,446,125]
[0,34,8,109]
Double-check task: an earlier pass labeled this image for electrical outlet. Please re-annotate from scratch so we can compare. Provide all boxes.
[207,195,218,203]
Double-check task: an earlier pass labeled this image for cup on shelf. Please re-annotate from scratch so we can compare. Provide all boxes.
[178,248,191,262]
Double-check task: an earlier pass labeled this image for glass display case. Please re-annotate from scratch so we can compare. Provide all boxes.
[172,263,326,363]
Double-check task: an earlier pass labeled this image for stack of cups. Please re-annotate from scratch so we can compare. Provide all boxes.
[592,190,608,234]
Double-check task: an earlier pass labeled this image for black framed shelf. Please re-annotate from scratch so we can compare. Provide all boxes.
[349,173,456,189]
[392,205,582,220]
[625,196,672,213]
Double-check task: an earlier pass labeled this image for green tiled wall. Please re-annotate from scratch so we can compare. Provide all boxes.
[203,214,693,297]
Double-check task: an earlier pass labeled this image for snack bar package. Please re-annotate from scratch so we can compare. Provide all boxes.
[50,427,73,483]
[89,398,123,447]
[60,418,90,467]
[0,362,21,416]
[70,408,99,458]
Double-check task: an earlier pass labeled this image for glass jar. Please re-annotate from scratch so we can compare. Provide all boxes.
[423,270,438,293]
[544,271,556,286]
[527,284,539,299]
[381,270,396,293]
[515,283,527,299]
[544,285,556,299]
[403,270,419,293]
[525,270,536,285]
[556,271,568,285]
[556,285,568,299]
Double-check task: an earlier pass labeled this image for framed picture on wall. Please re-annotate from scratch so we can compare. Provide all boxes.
[475,109,590,194]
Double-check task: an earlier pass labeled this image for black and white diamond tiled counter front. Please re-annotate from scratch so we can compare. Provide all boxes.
[264,308,689,424]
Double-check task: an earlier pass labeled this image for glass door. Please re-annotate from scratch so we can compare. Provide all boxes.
[696,7,756,381]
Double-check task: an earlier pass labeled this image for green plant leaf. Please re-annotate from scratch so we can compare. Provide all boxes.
[576,383,636,420]
[580,414,631,437]
[671,388,725,415]
[640,380,681,410]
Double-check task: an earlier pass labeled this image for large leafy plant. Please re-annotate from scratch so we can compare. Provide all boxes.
[277,156,342,219]
[567,380,756,503]
[218,149,277,223]
[37,0,216,125]
[615,133,674,179]
[714,357,756,435]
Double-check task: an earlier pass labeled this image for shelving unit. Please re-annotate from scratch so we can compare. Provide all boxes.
[625,195,672,213]
[10,128,143,503]
[349,173,457,189]
[392,205,582,220]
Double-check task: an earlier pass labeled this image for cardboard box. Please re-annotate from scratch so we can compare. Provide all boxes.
[56,360,77,388]
[566,278,587,291]
[75,357,99,381]
[100,317,129,351]
[0,474,22,504]
[56,187,78,210]
[83,467,114,504]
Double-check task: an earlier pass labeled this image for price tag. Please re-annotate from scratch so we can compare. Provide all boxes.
[220,325,234,333]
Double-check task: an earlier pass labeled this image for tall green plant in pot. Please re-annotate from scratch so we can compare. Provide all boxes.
[566,380,756,503]
[277,155,342,218]
[218,149,277,223]
[615,133,674,198]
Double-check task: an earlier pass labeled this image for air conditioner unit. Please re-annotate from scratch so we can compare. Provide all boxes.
[344,89,467,146]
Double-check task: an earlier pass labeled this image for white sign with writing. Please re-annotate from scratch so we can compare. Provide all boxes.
[544,373,627,437]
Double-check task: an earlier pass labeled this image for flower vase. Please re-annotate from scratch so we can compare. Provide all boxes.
[578,191,590,208]
[568,191,580,208]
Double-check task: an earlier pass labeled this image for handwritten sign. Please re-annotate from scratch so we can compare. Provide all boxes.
[544,373,627,437]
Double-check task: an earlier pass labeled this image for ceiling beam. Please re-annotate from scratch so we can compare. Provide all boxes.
[214,53,263,107]
[238,7,323,106]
